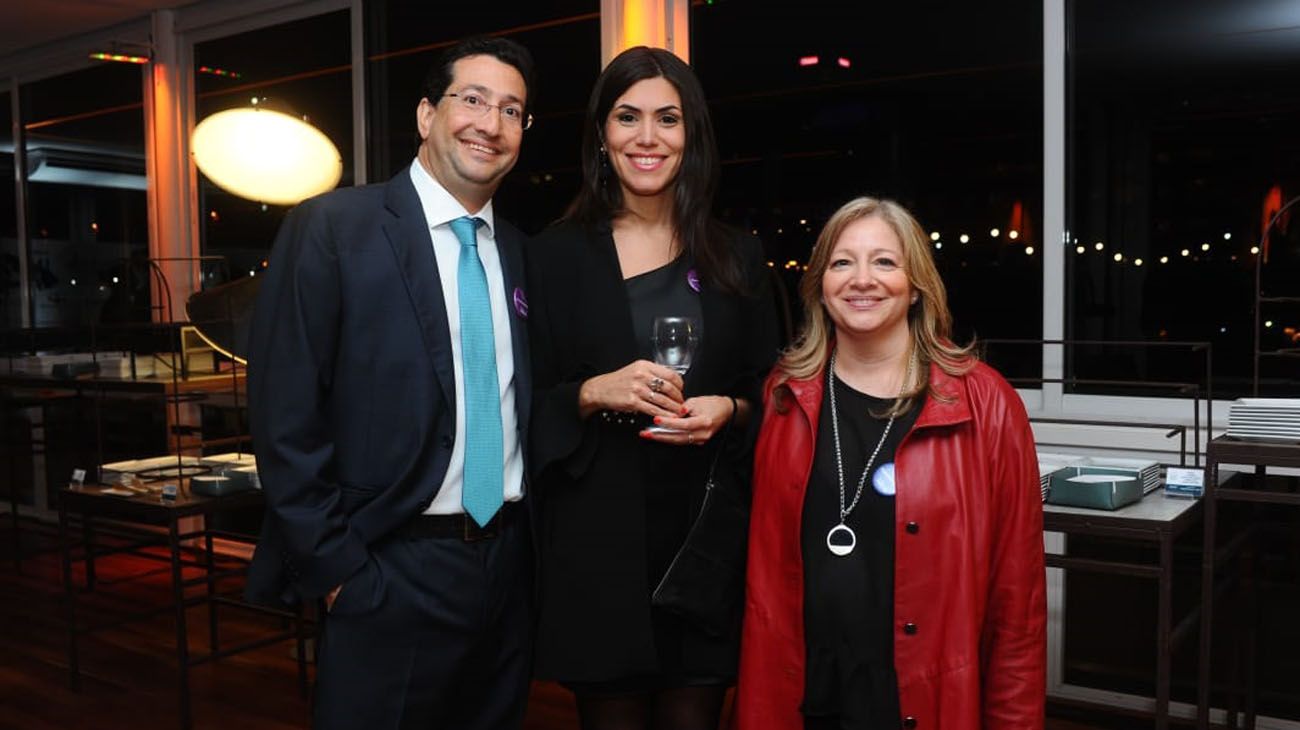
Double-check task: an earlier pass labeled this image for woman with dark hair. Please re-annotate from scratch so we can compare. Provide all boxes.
[736,197,1046,729]
[526,46,780,729]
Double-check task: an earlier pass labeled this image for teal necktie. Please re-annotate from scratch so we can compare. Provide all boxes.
[451,216,503,527]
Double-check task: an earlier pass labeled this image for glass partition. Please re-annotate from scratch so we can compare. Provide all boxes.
[691,0,1044,376]
[195,9,354,284]
[365,1,600,234]
[1068,0,1300,396]
[21,64,148,327]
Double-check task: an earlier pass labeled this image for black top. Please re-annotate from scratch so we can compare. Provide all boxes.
[800,371,922,728]
[626,254,704,361]
[526,220,781,682]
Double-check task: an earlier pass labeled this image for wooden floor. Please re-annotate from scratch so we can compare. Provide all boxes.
[0,516,1144,730]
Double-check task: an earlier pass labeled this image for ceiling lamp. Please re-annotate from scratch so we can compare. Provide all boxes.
[191,99,342,206]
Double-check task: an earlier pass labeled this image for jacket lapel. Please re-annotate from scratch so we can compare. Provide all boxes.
[496,224,532,434]
[380,167,456,410]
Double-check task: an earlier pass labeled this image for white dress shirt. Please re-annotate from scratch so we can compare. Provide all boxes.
[408,159,524,514]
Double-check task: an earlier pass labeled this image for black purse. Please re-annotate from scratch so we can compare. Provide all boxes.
[651,437,751,638]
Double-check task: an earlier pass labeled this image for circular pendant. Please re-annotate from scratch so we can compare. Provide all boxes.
[826,523,856,556]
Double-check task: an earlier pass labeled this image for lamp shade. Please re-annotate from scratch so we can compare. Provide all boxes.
[192,107,342,205]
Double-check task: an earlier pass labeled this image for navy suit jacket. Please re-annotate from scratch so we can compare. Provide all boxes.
[244,166,532,606]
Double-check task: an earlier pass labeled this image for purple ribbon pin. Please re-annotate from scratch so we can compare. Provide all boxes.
[686,268,701,293]
[512,287,529,319]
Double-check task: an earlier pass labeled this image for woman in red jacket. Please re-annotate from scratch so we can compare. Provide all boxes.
[737,197,1045,730]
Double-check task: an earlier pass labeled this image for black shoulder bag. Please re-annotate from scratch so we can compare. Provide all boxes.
[651,417,751,638]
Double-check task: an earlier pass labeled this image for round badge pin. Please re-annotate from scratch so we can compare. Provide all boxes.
[872,462,897,496]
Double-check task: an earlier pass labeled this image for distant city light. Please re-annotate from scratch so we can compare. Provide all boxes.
[1223,232,1232,240]
[990,228,1000,238]
[1134,258,1143,266]
[837,57,851,69]
[1113,253,1123,262]
[1024,246,1034,255]
[1201,242,1210,251]
[1094,242,1104,251]
[1076,245,1085,254]
[1181,249,1190,257]
[1008,230,1020,240]
[799,55,819,67]
[1160,256,1169,264]
[930,232,941,241]
[198,65,243,79]
[1220,327,1227,334]
[960,234,970,244]
[935,242,943,250]
[1250,246,1260,254]
[799,219,807,225]
[1265,320,1274,328]
[70,278,77,286]
[111,276,119,283]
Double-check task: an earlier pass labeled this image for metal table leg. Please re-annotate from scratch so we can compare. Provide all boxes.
[205,524,219,653]
[169,518,192,730]
[1156,530,1173,730]
[59,498,80,691]
[1197,463,1219,730]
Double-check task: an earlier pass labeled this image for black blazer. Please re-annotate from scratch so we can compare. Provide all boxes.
[526,220,779,680]
[244,166,531,606]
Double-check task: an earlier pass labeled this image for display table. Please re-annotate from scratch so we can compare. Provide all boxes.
[1045,491,1204,730]
[58,481,305,730]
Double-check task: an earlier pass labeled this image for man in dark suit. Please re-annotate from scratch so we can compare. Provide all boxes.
[245,36,535,730]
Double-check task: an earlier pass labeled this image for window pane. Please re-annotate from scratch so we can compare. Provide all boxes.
[22,64,148,327]
[365,2,600,234]
[195,9,353,285]
[693,0,1043,377]
[1069,0,1300,396]
[1,90,17,328]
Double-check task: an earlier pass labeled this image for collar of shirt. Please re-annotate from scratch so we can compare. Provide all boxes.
[408,157,496,239]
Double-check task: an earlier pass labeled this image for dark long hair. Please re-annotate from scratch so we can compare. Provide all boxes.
[563,46,741,293]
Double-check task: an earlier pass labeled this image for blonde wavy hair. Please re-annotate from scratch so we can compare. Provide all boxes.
[776,196,976,416]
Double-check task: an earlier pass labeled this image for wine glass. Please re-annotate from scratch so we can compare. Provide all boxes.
[646,316,698,435]
[652,316,698,375]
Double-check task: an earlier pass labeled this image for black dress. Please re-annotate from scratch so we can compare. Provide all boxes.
[800,372,922,729]
[526,220,780,686]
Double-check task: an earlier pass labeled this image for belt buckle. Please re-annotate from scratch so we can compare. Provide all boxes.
[462,513,497,542]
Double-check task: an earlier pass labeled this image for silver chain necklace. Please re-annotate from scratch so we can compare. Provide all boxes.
[826,349,915,556]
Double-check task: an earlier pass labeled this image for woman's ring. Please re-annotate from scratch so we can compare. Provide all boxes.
[687,432,693,444]
[649,377,664,393]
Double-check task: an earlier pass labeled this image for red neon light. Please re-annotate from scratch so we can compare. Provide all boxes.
[837,57,851,68]
[799,55,819,67]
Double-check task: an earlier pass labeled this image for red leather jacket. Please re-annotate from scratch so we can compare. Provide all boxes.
[737,360,1046,730]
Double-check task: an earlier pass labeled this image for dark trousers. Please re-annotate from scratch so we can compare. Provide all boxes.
[313,516,532,730]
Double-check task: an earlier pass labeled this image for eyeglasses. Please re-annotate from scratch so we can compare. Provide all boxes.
[443,92,533,131]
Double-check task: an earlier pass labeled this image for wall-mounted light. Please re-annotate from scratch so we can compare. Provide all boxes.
[191,98,342,206]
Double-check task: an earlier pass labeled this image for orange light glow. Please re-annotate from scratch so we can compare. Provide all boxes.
[622,1,650,50]
[1262,185,1285,263]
